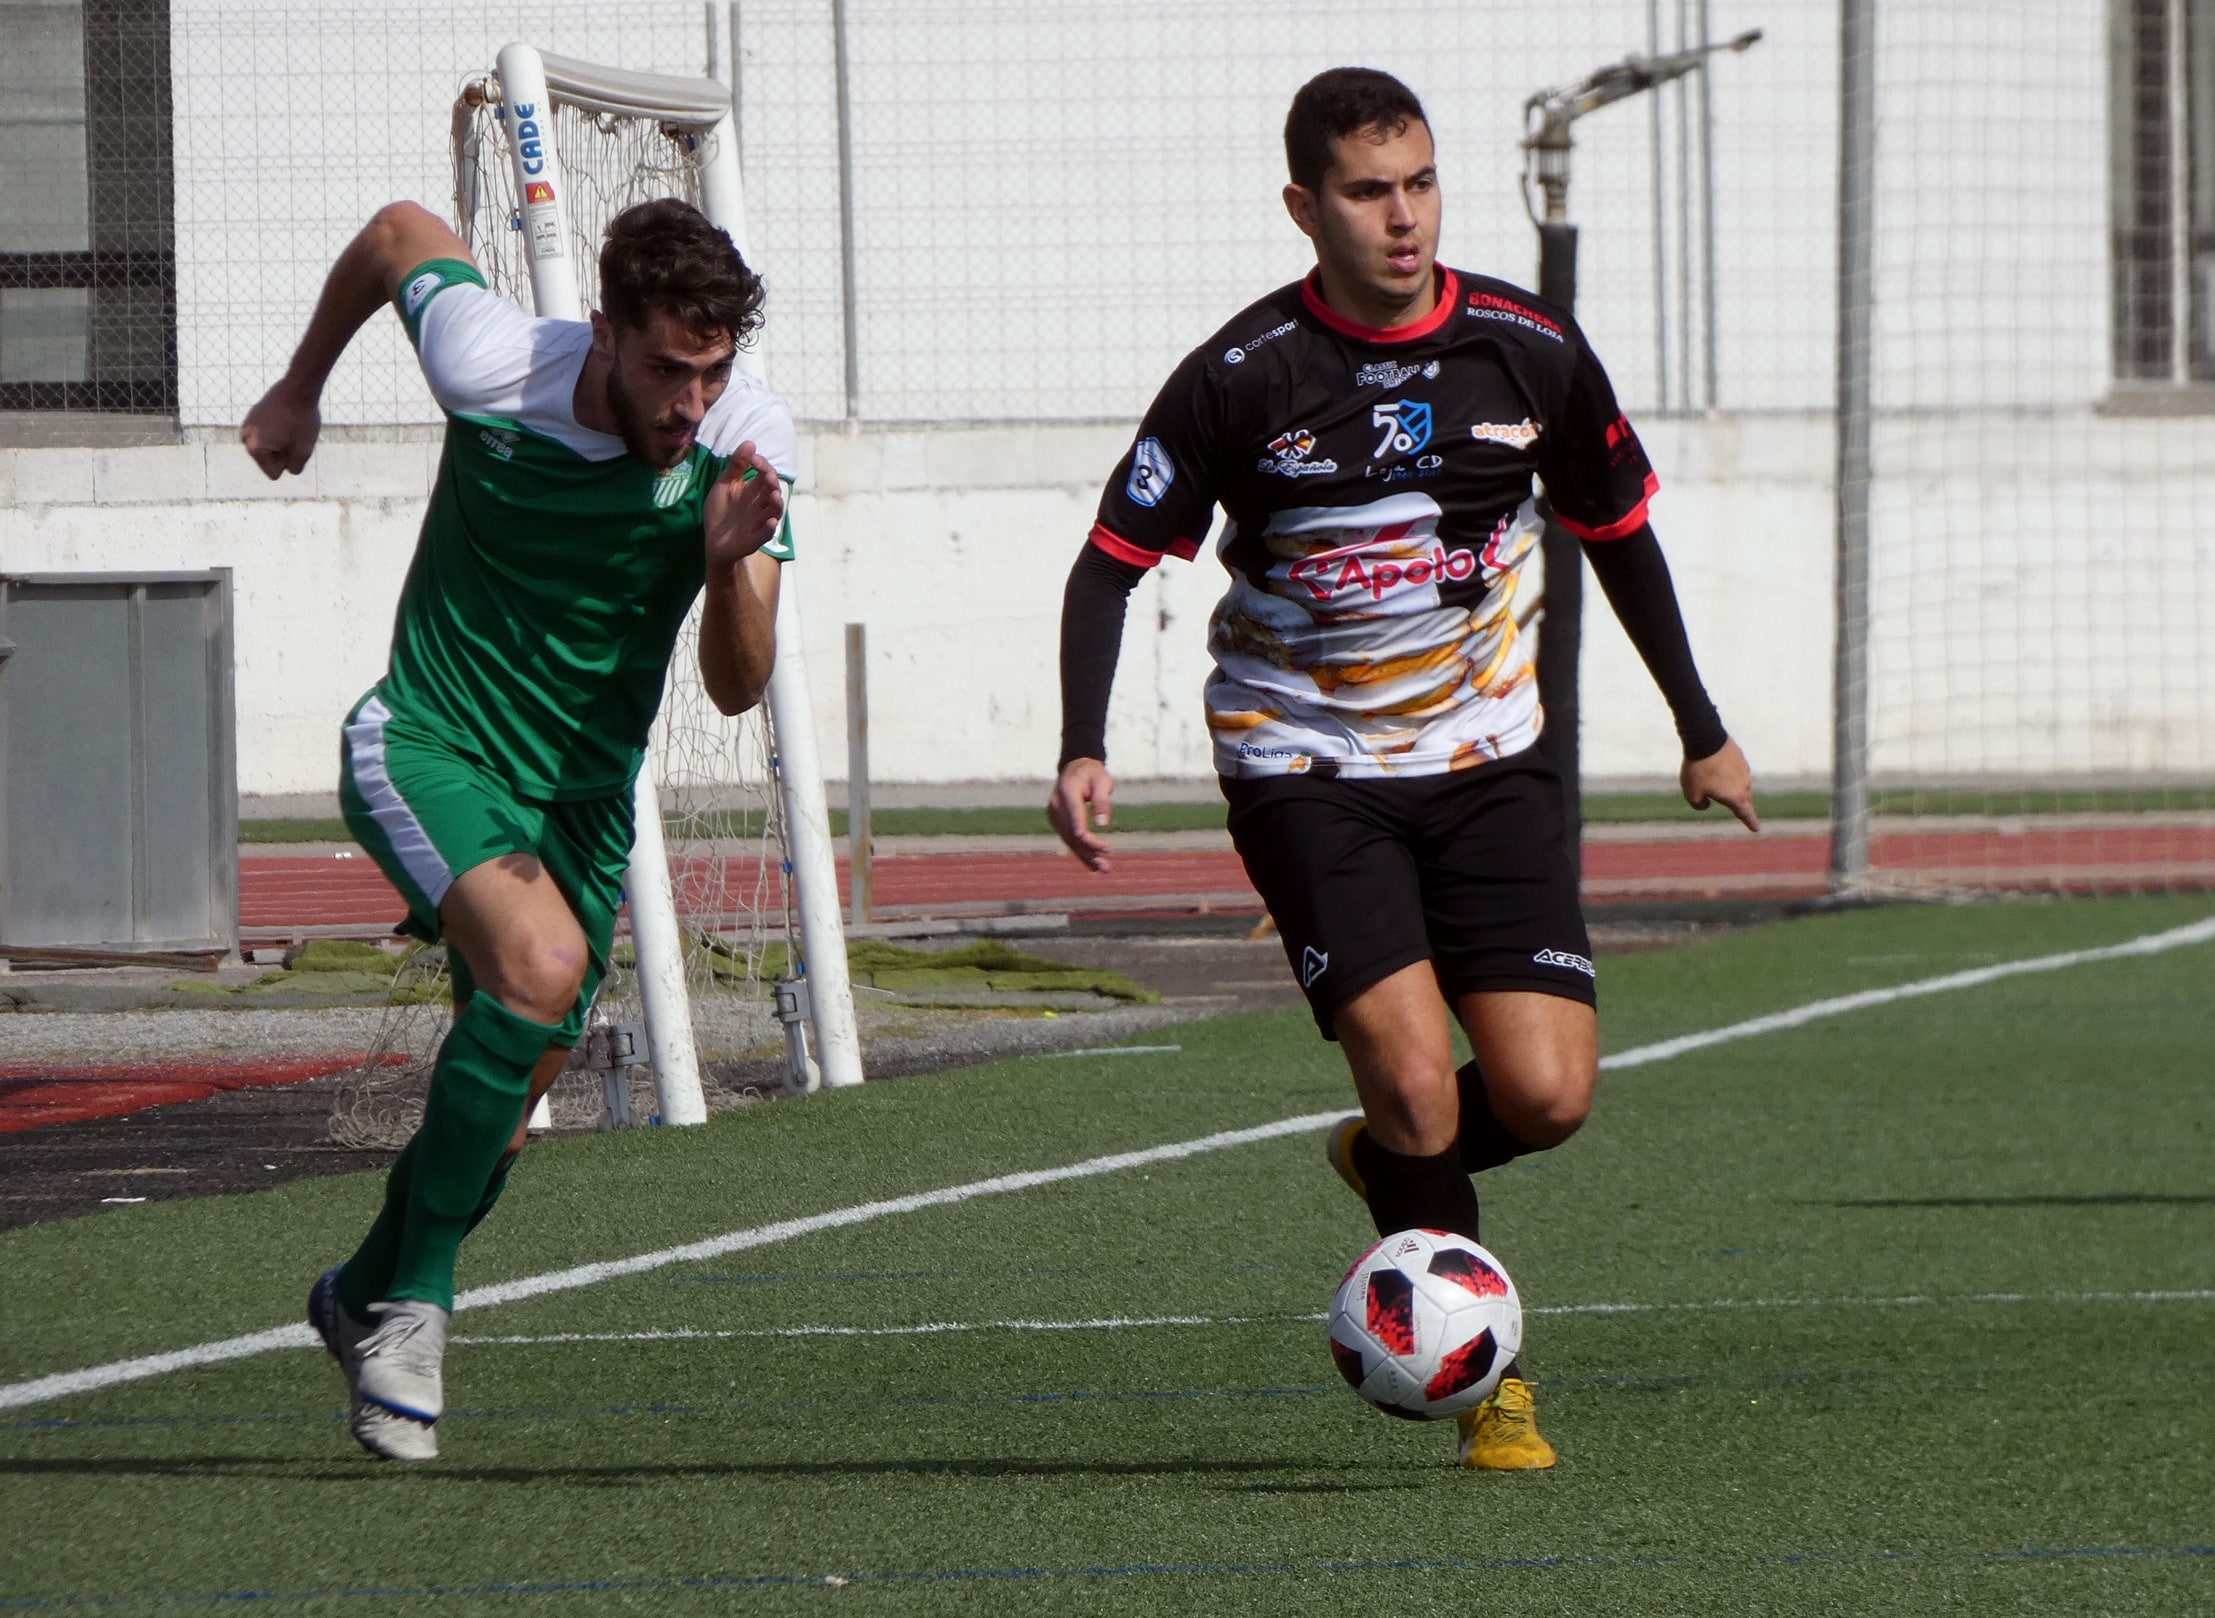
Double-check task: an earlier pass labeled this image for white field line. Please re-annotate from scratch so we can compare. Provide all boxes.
[1595,913,2215,1071]
[1041,1044,1184,1060]
[450,1288,2215,1348]
[0,1113,1341,1412]
[5,913,2210,1414]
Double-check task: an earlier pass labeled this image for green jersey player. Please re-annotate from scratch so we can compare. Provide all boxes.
[241,197,793,1461]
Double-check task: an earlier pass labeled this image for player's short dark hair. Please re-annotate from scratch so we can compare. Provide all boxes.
[598,198,764,345]
[1284,68,1429,191]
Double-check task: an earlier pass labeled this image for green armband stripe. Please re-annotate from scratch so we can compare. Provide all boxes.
[395,258,489,348]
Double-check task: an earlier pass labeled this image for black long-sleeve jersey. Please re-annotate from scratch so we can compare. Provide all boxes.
[1090,266,1658,779]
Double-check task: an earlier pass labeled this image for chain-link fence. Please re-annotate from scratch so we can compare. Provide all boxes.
[130,0,1825,429]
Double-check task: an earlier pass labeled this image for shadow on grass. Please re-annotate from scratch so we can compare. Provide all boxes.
[1823,1194,2215,1209]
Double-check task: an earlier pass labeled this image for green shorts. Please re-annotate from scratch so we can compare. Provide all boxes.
[337,690,632,1046]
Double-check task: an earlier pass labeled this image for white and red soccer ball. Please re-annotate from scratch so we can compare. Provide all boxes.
[1328,1229,1523,1420]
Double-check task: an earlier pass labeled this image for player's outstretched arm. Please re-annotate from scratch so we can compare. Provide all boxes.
[241,202,473,480]
[697,445,786,715]
[1581,523,1760,832]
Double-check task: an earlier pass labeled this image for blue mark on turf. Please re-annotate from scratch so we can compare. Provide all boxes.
[6,1546,2213,1607]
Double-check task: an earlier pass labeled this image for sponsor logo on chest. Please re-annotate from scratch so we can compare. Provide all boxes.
[1287,540,1479,602]
[1470,418,1541,450]
[1258,427,1338,478]
[1354,357,1441,389]
[1223,320,1296,365]
[1370,400,1433,459]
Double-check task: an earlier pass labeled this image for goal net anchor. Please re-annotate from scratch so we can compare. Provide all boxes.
[457,41,865,1122]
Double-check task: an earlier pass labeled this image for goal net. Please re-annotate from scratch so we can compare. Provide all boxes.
[1832,1,2215,900]
[330,45,853,1149]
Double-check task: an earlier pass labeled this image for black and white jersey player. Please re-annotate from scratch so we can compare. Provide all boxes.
[1049,68,1761,1472]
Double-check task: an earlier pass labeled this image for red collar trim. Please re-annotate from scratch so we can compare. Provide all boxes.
[1299,267,1459,345]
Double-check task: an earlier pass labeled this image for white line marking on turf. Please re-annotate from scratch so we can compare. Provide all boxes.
[0,1113,1342,1413]
[1042,1044,1183,1059]
[1527,1288,2215,1317]
[6,913,2210,1414]
[1595,914,2215,1071]
[454,1314,1261,1346]
[452,1288,2215,1347]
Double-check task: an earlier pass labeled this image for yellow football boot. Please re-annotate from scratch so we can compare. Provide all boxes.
[1325,1115,1369,1199]
[1457,1376,1557,1470]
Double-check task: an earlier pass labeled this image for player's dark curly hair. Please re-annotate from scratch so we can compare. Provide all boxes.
[1284,68,1429,191]
[598,198,765,345]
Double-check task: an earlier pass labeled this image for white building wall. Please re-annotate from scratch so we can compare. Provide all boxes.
[0,419,1827,793]
[12,407,2213,796]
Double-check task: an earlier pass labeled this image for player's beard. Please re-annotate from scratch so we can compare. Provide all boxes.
[605,368,695,471]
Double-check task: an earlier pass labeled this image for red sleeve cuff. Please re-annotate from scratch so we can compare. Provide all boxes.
[1089,521,1195,568]
[1555,472,1660,542]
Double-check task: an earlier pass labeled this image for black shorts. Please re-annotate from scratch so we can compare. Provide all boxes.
[1223,753,1596,1038]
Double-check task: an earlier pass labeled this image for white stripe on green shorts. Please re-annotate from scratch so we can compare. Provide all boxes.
[345,695,455,910]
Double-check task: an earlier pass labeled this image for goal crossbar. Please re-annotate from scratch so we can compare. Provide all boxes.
[471,52,737,125]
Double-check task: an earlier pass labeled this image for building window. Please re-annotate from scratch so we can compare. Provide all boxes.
[0,0,175,415]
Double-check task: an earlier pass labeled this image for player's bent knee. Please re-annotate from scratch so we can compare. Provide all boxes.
[1495,1063,1596,1149]
[486,936,588,1026]
[1525,1087,1592,1147]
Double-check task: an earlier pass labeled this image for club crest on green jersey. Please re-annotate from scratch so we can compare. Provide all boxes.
[651,462,693,509]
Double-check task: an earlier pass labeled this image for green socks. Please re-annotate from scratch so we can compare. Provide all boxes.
[336,994,558,1316]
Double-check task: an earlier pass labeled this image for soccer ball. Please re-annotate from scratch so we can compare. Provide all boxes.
[1328,1229,1523,1420]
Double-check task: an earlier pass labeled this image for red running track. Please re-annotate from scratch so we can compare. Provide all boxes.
[0,1057,385,1134]
[239,824,2215,932]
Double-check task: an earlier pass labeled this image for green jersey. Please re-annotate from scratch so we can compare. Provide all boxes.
[375,258,797,801]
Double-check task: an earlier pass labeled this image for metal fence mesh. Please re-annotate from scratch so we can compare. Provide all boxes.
[148,0,1820,429]
[1850,0,2215,893]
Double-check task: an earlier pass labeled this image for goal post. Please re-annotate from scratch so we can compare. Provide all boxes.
[465,42,863,1103]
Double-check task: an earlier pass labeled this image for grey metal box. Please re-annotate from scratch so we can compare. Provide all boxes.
[0,571,238,957]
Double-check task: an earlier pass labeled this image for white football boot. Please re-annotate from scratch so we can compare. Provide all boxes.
[349,1297,450,1462]
[310,1267,435,1462]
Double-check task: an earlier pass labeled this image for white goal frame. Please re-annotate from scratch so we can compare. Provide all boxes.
[457,42,864,1105]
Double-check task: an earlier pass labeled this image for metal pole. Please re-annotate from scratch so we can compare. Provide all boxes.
[1830,0,1877,893]
[2169,0,2191,384]
[496,42,704,1127]
[727,2,744,171]
[691,54,863,1091]
[1648,0,1669,410]
[764,587,866,1088]
[1675,0,1694,413]
[1697,0,1720,407]
[844,622,871,926]
[831,0,861,419]
[1536,223,1584,876]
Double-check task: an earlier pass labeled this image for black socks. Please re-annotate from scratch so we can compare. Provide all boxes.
[1456,1058,1537,1172]
[1355,1134,1482,1242]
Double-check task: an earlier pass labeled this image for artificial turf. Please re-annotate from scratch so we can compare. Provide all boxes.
[3,895,2212,1614]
